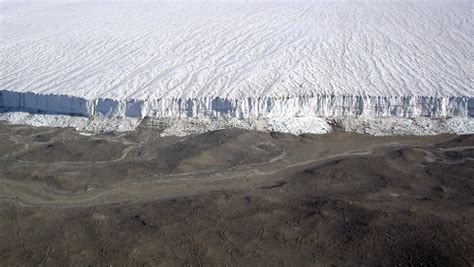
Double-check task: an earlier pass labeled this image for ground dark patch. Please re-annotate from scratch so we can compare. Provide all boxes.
[16,138,128,163]
[0,123,472,266]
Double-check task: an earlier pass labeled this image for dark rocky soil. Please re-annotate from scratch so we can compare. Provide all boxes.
[0,122,472,266]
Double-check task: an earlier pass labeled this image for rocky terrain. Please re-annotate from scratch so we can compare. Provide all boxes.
[0,122,472,266]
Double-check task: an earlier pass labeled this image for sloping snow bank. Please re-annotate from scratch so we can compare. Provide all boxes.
[1,90,472,119]
[266,117,332,135]
[334,117,474,136]
[158,117,331,136]
[0,112,140,133]
[1,111,472,137]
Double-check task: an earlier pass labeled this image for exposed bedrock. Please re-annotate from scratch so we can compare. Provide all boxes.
[1,90,472,119]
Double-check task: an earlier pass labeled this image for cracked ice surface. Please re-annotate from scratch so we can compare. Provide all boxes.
[0,0,473,119]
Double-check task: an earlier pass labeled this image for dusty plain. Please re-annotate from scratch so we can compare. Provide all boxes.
[0,120,473,266]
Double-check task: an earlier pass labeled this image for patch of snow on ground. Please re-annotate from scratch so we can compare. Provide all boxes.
[441,117,474,135]
[158,117,267,137]
[335,117,474,136]
[1,112,472,136]
[266,117,332,135]
[160,116,332,136]
[0,112,140,133]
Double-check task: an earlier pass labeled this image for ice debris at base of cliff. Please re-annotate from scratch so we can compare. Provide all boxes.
[1,112,472,137]
[0,112,140,133]
[334,117,474,136]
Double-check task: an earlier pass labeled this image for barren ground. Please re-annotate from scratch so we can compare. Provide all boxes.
[0,121,473,266]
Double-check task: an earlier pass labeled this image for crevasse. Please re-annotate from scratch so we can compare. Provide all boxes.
[1,90,472,119]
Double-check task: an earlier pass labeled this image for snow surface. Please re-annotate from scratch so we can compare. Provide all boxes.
[1,0,473,120]
[2,0,472,99]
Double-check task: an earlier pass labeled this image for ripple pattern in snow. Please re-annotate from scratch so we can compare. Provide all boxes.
[1,1,472,118]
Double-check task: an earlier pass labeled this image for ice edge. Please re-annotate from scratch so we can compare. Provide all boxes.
[1,90,473,119]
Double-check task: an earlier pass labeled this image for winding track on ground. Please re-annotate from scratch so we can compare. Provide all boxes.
[0,141,435,208]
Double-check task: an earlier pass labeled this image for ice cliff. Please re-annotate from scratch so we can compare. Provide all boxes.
[1,90,473,118]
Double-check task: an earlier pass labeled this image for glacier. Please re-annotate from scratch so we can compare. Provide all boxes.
[0,0,473,132]
[1,90,472,118]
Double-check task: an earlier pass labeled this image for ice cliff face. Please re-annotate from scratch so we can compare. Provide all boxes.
[1,90,472,118]
[1,1,472,120]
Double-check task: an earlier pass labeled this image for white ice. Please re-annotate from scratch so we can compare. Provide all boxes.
[0,0,473,133]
